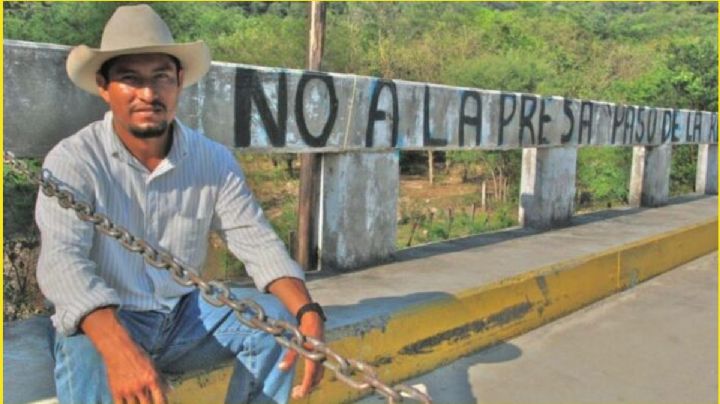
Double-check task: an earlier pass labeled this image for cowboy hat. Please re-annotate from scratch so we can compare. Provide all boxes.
[66,4,211,95]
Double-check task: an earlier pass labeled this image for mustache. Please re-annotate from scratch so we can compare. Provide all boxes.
[131,102,167,113]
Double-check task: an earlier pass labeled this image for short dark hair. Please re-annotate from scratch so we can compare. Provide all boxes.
[98,54,182,83]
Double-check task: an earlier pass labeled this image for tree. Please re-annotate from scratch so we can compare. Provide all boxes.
[666,38,718,111]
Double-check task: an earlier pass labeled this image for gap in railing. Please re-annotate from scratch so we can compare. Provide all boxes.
[205,153,301,282]
[670,144,699,196]
[575,146,633,213]
[396,150,521,249]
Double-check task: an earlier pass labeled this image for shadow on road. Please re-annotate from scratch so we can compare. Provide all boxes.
[355,341,523,404]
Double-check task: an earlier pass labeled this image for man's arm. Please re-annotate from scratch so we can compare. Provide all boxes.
[210,147,326,398]
[267,277,325,399]
[210,147,307,291]
[80,307,168,404]
[36,143,166,403]
[35,142,122,335]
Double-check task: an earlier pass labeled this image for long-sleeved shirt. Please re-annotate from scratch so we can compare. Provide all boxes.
[36,111,304,336]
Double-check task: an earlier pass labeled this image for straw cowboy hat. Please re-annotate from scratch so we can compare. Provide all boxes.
[66,4,211,95]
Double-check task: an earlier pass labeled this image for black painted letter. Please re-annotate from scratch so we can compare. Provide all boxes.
[661,110,673,143]
[647,109,658,142]
[708,113,718,143]
[671,109,680,143]
[423,85,449,147]
[366,79,399,147]
[611,105,626,144]
[561,98,575,144]
[235,69,288,147]
[623,107,636,144]
[538,97,552,145]
[579,101,593,144]
[498,93,517,146]
[692,112,703,143]
[635,107,645,143]
[518,95,537,146]
[295,72,338,148]
[459,90,482,147]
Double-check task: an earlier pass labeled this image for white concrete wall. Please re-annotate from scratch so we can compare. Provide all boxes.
[319,152,399,271]
[696,144,718,195]
[5,40,717,158]
[629,145,673,207]
[519,147,577,229]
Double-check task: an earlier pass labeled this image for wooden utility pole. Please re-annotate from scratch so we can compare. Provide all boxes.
[481,180,487,210]
[296,2,326,271]
[428,150,434,184]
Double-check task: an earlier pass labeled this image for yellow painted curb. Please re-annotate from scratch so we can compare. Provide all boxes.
[169,218,718,404]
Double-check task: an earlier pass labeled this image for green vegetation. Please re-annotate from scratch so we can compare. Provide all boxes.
[3,160,41,239]
[670,145,699,196]
[236,153,299,245]
[397,202,517,249]
[3,160,45,320]
[3,2,716,299]
[576,147,633,208]
[5,3,716,105]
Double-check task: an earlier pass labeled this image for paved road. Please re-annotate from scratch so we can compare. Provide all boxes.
[360,252,718,404]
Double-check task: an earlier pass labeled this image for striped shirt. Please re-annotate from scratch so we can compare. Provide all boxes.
[36,112,304,336]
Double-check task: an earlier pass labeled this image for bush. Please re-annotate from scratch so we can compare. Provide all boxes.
[576,148,632,206]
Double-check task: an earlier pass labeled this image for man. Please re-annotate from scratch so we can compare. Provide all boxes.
[35,4,324,404]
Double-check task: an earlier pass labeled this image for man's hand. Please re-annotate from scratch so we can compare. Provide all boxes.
[279,311,325,399]
[267,277,326,399]
[80,307,169,404]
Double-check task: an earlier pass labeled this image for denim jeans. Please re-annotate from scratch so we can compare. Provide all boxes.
[53,288,296,404]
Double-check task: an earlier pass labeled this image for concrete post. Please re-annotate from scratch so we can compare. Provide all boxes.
[629,144,672,207]
[519,146,577,230]
[319,152,399,271]
[695,144,718,195]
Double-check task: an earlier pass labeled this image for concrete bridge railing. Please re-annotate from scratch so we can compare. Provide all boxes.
[4,39,718,271]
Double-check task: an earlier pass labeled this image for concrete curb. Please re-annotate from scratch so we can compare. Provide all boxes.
[168,217,718,404]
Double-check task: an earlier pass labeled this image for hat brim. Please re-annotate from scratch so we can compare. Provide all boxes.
[66,41,211,95]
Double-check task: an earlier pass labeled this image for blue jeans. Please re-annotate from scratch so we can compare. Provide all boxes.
[53,288,296,404]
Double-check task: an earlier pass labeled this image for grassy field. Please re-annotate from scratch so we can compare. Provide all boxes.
[396,176,518,248]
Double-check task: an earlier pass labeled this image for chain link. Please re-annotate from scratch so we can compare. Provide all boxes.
[4,151,432,404]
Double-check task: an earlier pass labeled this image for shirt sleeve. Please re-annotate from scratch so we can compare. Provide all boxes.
[35,142,121,336]
[211,149,305,291]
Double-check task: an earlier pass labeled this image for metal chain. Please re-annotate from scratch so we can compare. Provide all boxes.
[3,151,432,404]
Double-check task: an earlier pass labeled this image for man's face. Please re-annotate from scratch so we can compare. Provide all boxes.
[96,53,184,139]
